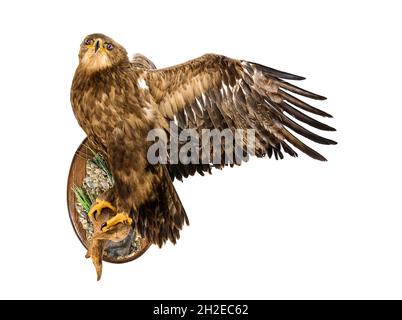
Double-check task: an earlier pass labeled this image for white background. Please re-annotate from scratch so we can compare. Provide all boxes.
[0,0,401,299]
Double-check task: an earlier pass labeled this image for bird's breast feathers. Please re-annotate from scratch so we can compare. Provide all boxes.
[72,67,151,121]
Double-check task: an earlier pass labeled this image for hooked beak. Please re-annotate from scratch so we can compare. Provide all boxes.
[94,39,101,53]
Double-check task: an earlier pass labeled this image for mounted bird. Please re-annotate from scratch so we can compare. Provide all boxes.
[71,33,336,254]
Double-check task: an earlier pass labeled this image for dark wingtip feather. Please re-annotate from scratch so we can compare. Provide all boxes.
[280,101,336,132]
[279,89,333,118]
[279,81,327,101]
[327,126,336,132]
[282,129,328,161]
[283,116,337,145]
[308,150,327,161]
[248,61,305,80]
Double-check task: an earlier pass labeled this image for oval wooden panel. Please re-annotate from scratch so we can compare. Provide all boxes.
[67,138,151,264]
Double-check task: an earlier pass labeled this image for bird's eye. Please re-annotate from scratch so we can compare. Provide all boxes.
[105,43,114,51]
[84,38,94,46]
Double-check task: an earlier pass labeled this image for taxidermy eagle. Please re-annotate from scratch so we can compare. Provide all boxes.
[71,33,336,254]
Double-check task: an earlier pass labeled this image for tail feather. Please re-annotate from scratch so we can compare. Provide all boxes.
[137,166,188,247]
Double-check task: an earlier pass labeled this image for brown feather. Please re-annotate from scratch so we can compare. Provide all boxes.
[71,34,336,250]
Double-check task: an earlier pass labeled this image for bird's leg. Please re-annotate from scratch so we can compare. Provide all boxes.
[101,212,133,232]
[88,198,116,220]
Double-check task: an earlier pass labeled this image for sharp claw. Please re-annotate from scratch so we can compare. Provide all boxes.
[100,213,132,232]
[88,199,117,221]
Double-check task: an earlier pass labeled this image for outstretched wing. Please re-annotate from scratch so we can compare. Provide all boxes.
[130,54,214,181]
[146,54,336,179]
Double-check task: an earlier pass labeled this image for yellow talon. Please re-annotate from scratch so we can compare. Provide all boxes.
[88,198,116,219]
[101,213,133,232]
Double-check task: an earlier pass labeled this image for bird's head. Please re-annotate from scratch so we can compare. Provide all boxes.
[78,33,129,73]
